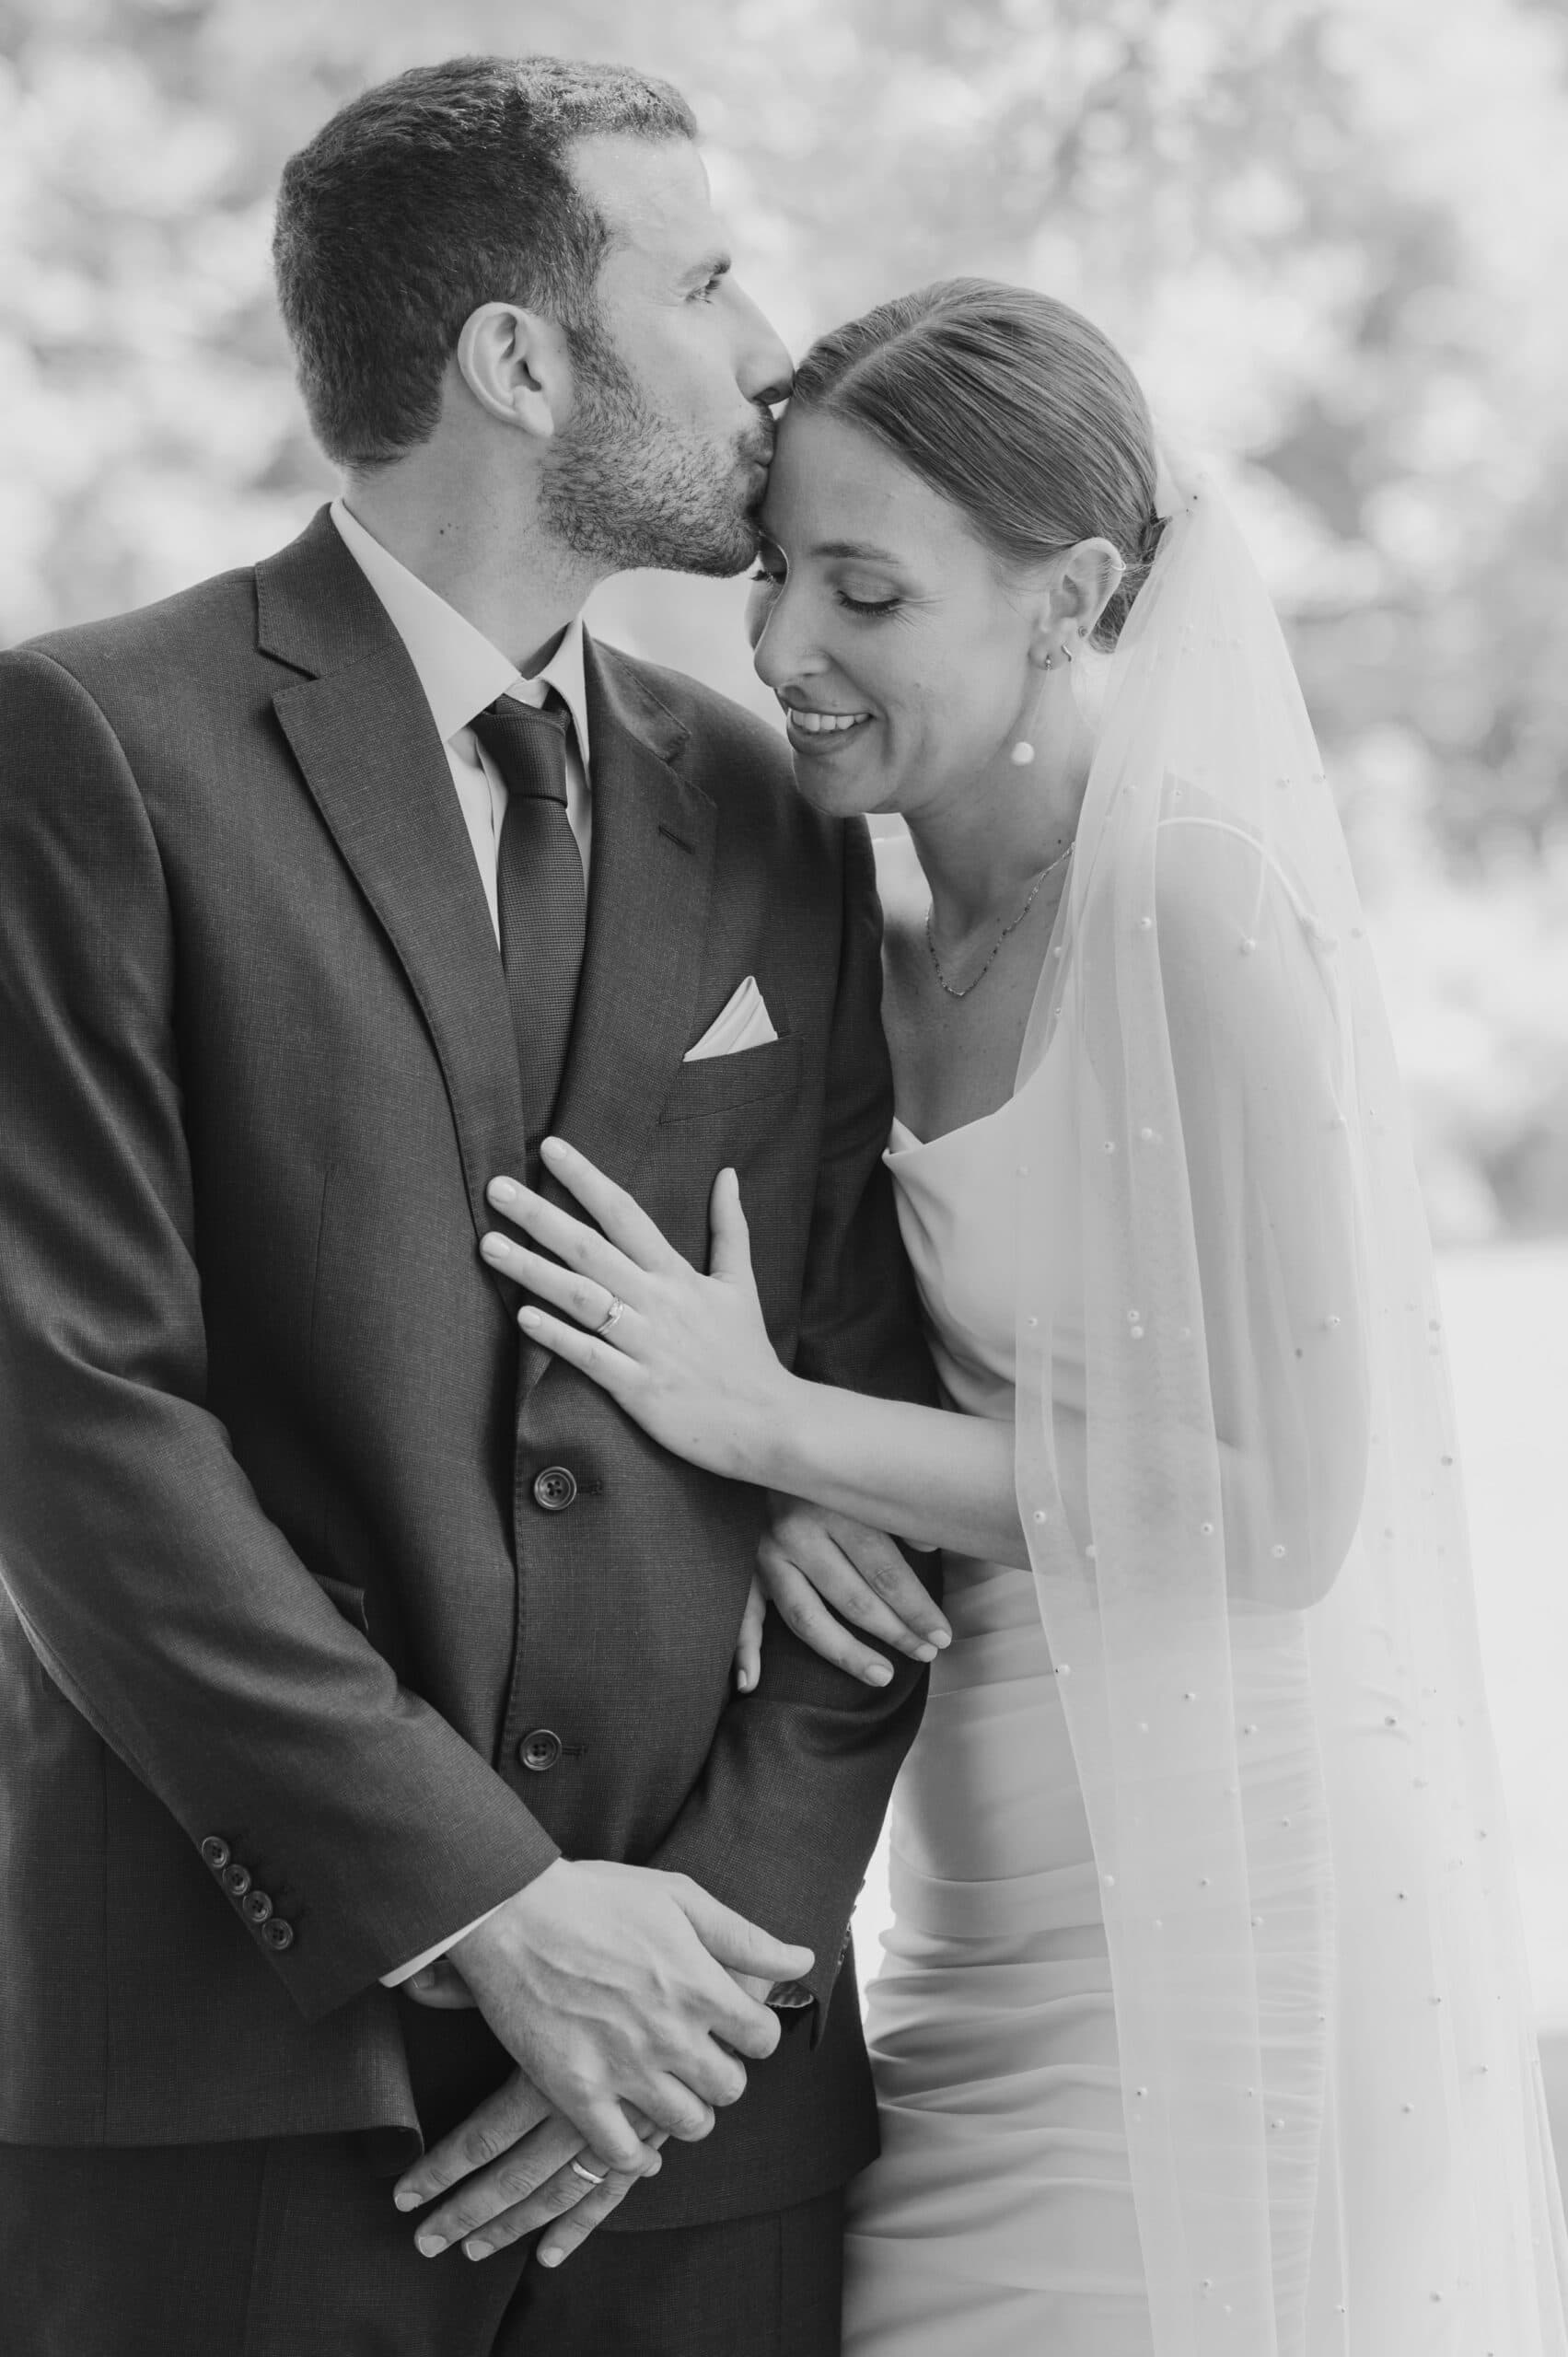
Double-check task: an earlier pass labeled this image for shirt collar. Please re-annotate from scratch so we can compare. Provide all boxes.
[329,497,591,766]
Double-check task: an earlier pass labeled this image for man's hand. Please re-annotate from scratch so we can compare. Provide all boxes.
[450,1859,812,2175]
[392,2068,668,2264]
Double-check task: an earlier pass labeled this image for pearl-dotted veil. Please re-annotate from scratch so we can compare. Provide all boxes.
[1012,461,1568,2350]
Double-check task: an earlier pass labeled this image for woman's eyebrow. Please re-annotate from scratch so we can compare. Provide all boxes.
[813,539,901,563]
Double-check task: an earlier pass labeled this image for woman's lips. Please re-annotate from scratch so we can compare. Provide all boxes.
[783,706,875,754]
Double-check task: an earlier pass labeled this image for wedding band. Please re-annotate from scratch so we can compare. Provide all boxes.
[569,2159,606,2187]
[595,1295,625,1334]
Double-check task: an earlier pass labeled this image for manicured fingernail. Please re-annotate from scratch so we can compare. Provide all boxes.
[933,1628,952,1647]
[519,1307,542,1329]
[488,1178,518,1204]
[914,1643,937,1662]
[540,1136,566,1160]
[393,2188,423,2212]
[480,1234,508,1260]
[412,1968,436,1991]
[464,2239,494,2262]
[539,2247,563,2269]
[415,2233,447,2258]
[865,1662,893,1686]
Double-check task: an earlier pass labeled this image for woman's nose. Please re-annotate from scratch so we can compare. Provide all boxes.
[749,583,823,691]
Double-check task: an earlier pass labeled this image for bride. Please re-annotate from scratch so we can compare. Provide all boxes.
[470,281,1568,2351]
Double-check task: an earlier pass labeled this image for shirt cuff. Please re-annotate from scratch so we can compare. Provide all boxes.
[379,1898,510,1988]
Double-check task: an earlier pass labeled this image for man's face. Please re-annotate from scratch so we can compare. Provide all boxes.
[540,134,794,576]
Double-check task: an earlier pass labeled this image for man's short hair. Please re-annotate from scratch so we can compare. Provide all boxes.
[273,55,697,469]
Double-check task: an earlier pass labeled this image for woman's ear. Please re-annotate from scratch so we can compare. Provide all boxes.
[1053,537,1126,645]
[454,302,569,440]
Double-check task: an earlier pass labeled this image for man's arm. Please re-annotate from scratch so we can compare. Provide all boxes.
[645,815,940,2025]
[0,648,559,2020]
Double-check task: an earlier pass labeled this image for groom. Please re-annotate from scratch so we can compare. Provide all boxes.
[0,55,935,2357]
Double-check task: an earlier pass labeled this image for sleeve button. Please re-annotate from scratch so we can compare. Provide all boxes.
[261,1918,295,1953]
[241,1888,274,1925]
[221,1862,252,1898]
[200,1836,231,1872]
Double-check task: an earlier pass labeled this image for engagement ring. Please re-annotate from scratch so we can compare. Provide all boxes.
[569,2160,606,2187]
[596,1296,626,1334]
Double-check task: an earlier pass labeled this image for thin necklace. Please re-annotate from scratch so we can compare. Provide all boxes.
[924,842,1074,1001]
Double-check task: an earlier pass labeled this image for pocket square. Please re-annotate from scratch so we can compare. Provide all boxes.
[683,975,780,1062]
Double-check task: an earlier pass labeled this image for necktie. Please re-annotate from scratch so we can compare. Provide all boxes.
[470,694,587,1169]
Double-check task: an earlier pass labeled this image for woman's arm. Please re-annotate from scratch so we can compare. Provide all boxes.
[481,1144,1026,1562]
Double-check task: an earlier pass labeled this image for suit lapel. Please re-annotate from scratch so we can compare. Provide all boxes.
[517,638,717,1399]
[552,636,716,1182]
[257,511,528,1295]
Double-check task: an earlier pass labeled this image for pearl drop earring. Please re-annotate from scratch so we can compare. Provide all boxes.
[1011,641,1073,766]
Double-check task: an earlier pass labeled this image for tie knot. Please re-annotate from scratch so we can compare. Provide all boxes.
[472,694,570,806]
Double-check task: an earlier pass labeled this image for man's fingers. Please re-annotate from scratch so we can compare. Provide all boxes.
[675,1885,813,1988]
[573,2097,656,2177]
[535,2153,661,2270]
[459,2143,663,2262]
[394,2071,553,2212]
[655,2034,748,2113]
[403,1956,482,2008]
[638,2072,718,2143]
[411,2117,583,2255]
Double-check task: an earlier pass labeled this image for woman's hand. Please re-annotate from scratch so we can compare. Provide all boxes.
[480,1138,792,1483]
[747,1496,950,1688]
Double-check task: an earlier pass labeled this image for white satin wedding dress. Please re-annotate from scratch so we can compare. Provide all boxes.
[842,465,1567,2354]
[842,1041,1156,2353]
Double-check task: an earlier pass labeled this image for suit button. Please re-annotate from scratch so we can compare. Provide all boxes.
[201,1836,230,1873]
[242,1888,274,1925]
[518,1729,563,1772]
[532,1467,577,1513]
[262,1918,295,1952]
[221,1861,252,1898]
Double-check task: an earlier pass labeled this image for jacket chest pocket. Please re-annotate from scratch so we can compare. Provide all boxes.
[657,1031,803,1127]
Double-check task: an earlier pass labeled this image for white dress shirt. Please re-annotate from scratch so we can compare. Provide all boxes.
[330,497,593,936]
[329,497,590,1986]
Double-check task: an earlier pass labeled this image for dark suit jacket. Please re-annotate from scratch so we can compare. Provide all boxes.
[0,509,936,2227]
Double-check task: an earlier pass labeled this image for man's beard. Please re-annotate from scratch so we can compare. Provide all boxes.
[540,318,771,578]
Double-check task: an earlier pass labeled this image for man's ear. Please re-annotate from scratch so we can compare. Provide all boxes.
[454,302,571,441]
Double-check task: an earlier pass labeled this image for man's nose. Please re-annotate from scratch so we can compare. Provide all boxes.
[729,281,795,409]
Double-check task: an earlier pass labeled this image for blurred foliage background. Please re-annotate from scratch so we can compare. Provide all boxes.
[4,0,1568,1237]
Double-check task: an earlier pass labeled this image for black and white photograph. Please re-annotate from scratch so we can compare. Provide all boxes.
[3,5,1568,2351]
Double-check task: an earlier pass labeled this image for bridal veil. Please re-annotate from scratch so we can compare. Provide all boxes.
[1012,463,1568,2351]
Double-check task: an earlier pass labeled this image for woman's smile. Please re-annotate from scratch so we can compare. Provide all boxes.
[780,694,876,753]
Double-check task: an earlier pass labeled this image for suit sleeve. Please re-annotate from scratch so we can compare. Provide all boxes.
[647,815,940,2028]
[0,649,559,2022]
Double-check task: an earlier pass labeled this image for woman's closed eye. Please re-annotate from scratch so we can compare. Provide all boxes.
[835,589,902,619]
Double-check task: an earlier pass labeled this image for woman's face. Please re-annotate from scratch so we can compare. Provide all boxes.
[747,407,1040,821]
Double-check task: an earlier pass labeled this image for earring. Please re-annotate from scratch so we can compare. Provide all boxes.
[1011,639,1076,764]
